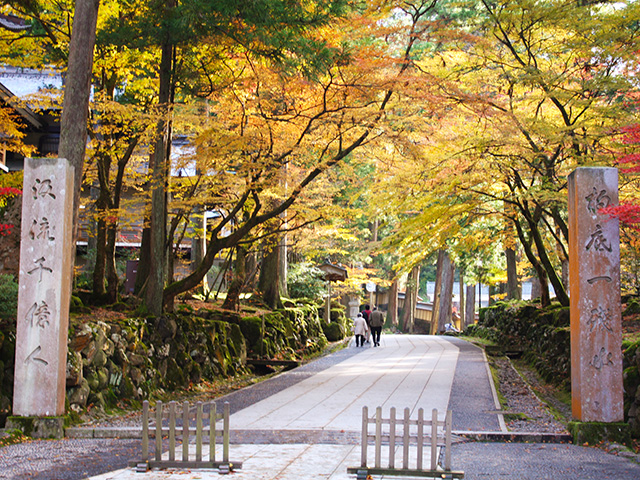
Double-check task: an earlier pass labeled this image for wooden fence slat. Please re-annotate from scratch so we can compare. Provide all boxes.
[445,409,452,470]
[430,408,438,471]
[375,407,382,469]
[402,408,410,470]
[142,401,149,462]
[210,402,216,463]
[389,407,396,469]
[182,401,189,461]
[196,402,203,462]
[169,402,176,462]
[361,406,368,468]
[155,401,163,462]
[223,402,230,463]
[416,408,424,471]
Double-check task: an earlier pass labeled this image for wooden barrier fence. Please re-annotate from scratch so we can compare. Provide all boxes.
[131,400,242,473]
[347,406,464,479]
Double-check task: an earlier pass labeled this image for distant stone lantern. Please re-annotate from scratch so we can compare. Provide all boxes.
[318,261,348,324]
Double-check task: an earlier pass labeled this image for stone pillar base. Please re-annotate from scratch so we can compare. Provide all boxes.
[568,421,631,446]
[5,416,64,439]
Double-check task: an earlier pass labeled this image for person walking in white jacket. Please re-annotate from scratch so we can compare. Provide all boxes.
[352,313,369,347]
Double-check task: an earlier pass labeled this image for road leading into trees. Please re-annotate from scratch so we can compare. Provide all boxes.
[228,334,461,433]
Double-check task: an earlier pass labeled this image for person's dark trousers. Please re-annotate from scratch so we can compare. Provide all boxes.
[371,326,382,346]
[355,334,364,346]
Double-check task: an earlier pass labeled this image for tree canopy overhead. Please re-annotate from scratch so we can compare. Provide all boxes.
[3,0,640,311]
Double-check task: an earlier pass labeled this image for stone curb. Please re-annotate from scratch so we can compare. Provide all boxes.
[66,427,142,439]
[454,430,573,443]
[66,426,573,445]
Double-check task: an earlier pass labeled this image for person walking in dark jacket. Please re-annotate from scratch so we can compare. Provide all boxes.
[362,304,372,344]
[369,307,385,347]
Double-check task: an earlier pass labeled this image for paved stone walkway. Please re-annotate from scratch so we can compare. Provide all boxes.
[1,335,640,479]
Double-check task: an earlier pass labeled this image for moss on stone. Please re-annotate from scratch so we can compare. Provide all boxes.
[6,416,34,436]
[624,298,640,316]
[119,374,136,398]
[239,317,262,349]
[323,321,345,342]
[568,421,632,446]
[624,366,640,396]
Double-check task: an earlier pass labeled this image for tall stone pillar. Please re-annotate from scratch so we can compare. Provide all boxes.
[13,158,74,417]
[568,167,623,422]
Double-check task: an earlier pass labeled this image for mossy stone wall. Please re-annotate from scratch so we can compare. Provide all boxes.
[0,303,337,424]
[623,339,640,436]
[468,300,640,438]
[468,301,570,385]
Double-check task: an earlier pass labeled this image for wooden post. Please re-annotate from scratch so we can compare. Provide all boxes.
[445,409,452,471]
[417,408,424,471]
[430,409,438,471]
[169,402,176,462]
[375,407,382,469]
[182,401,189,461]
[361,406,368,468]
[402,408,410,470]
[223,402,230,463]
[210,402,216,463]
[155,401,163,462]
[389,407,396,469]
[142,401,149,462]
[196,402,203,462]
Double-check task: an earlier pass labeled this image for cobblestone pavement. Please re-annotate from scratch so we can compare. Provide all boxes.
[0,439,142,480]
[452,442,640,480]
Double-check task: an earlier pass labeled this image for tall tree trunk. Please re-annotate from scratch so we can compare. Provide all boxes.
[401,266,419,333]
[191,208,206,290]
[222,246,247,311]
[278,234,288,298]
[513,215,551,307]
[527,213,568,306]
[92,215,107,300]
[370,218,379,242]
[388,279,398,327]
[145,9,174,315]
[59,0,100,232]
[92,149,113,302]
[531,275,541,299]
[258,237,283,309]
[506,247,520,300]
[410,265,419,331]
[430,250,446,335]
[135,226,151,295]
[105,222,118,303]
[465,284,476,328]
[435,253,454,334]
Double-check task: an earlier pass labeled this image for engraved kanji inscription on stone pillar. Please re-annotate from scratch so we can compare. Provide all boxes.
[568,167,623,422]
[13,158,74,416]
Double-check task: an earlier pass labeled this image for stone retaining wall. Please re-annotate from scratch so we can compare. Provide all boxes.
[466,300,640,438]
[0,303,341,425]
